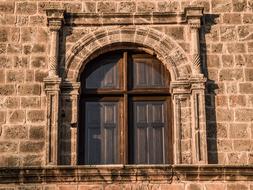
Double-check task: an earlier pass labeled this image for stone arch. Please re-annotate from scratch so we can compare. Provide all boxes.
[65,26,192,82]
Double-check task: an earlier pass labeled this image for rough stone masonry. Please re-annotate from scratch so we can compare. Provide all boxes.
[0,0,253,189]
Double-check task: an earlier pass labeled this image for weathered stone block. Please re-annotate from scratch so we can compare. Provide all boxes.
[217,139,233,151]
[215,95,228,107]
[235,109,253,121]
[220,26,237,41]
[229,95,246,107]
[243,14,253,24]
[186,184,203,190]
[137,1,156,12]
[5,97,20,109]
[157,1,180,12]
[229,123,249,138]
[0,84,15,96]
[219,69,243,81]
[7,44,22,54]
[31,44,46,53]
[206,55,220,68]
[22,154,43,166]
[212,0,232,12]
[38,2,61,14]
[6,70,25,83]
[27,110,45,123]
[58,186,77,190]
[82,2,96,13]
[0,141,18,153]
[160,184,184,190]
[97,2,116,13]
[31,56,46,68]
[0,155,19,167]
[245,69,253,81]
[35,71,48,82]
[0,27,9,42]
[207,123,228,139]
[25,70,34,82]
[118,2,136,13]
[0,2,14,14]
[211,43,223,53]
[239,83,253,94]
[13,56,29,68]
[21,97,40,108]
[29,126,45,140]
[205,184,225,190]
[233,140,252,151]
[0,111,6,124]
[3,125,28,139]
[21,27,37,42]
[232,0,247,12]
[0,43,6,54]
[227,183,248,190]
[0,69,4,83]
[248,42,253,52]
[227,43,246,53]
[8,110,25,124]
[29,16,46,26]
[63,3,82,12]
[18,84,41,95]
[16,2,37,15]
[222,55,234,67]
[223,13,242,24]
[19,141,44,153]
[238,25,253,41]
[165,26,185,41]
[226,82,238,94]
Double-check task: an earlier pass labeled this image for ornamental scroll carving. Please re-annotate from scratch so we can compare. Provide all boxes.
[44,6,208,165]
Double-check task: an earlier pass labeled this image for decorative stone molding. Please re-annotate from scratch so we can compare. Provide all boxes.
[44,9,65,165]
[1,165,253,184]
[44,6,208,165]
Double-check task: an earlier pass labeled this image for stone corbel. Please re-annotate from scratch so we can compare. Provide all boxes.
[186,7,203,77]
[44,9,65,165]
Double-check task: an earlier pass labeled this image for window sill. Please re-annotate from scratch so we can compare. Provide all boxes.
[0,165,253,184]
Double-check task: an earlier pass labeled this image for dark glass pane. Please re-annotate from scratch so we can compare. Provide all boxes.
[85,55,121,89]
[133,101,166,164]
[132,56,168,88]
[85,102,118,164]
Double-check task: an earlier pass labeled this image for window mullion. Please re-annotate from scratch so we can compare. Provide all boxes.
[122,51,128,164]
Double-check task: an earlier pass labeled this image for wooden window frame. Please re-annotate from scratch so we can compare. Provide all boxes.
[78,50,173,165]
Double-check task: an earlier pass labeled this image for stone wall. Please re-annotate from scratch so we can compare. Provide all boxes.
[0,0,253,168]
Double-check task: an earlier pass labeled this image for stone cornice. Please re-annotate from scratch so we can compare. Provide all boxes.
[0,165,253,184]
[44,6,204,26]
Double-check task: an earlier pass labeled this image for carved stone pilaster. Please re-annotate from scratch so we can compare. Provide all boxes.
[46,9,65,77]
[44,9,65,165]
[190,78,208,164]
[186,7,203,76]
[61,82,81,165]
[171,78,207,164]
[44,77,61,165]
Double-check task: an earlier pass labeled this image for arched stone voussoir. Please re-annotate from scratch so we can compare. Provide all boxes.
[65,26,192,82]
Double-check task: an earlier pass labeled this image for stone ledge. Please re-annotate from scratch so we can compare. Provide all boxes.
[0,165,253,184]
[46,6,204,26]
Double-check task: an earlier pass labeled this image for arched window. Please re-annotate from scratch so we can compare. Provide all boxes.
[78,50,172,165]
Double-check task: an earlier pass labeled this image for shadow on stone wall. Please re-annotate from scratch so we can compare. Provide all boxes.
[200,14,220,164]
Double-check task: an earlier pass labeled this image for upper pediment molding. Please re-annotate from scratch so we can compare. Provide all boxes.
[46,6,203,27]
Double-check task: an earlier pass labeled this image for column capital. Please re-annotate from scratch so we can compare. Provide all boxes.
[185,6,203,29]
[46,9,65,31]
